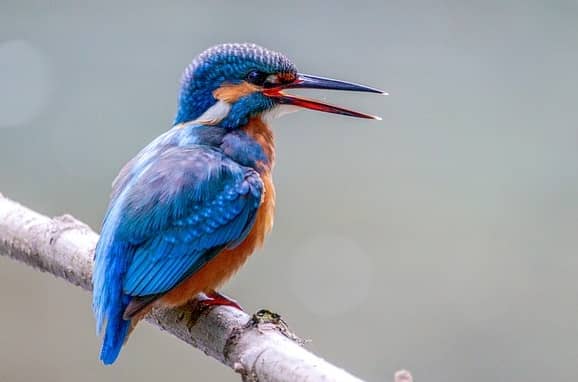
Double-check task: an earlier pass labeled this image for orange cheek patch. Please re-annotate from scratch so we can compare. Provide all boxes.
[213,81,260,103]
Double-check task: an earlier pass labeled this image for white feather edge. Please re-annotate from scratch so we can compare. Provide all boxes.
[186,100,232,126]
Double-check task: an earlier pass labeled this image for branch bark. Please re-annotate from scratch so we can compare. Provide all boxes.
[0,193,364,382]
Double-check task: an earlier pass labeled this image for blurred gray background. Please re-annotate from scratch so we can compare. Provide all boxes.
[1,1,577,381]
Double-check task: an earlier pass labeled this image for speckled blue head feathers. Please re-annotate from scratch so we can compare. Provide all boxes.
[175,43,297,127]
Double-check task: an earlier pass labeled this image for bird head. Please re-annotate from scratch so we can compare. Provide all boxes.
[174,43,383,128]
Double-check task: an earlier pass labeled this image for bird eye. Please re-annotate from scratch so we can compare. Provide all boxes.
[246,70,268,86]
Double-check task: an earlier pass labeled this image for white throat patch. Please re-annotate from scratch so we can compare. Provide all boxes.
[262,104,301,122]
[188,100,231,126]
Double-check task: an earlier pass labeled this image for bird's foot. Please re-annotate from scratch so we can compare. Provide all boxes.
[196,290,244,311]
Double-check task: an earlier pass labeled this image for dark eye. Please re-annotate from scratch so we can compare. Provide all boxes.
[246,70,268,86]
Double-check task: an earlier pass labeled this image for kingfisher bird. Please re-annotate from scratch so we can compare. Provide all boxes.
[92,42,383,364]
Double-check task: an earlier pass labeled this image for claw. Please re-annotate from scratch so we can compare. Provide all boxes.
[196,290,244,311]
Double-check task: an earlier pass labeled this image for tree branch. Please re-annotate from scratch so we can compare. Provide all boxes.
[0,193,365,382]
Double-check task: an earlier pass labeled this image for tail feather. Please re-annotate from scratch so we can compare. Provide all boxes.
[93,165,143,365]
[100,302,131,365]
[93,221,132,365]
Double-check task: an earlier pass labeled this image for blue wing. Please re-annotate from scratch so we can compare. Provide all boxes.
[92,143,262,364]
[121,147,262,295]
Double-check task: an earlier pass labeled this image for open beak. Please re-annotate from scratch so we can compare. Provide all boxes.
[263,73,385,120]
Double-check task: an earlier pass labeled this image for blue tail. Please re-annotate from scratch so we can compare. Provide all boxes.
[93,210,133,365]
[93,162,146,364]
[99,296,131,365]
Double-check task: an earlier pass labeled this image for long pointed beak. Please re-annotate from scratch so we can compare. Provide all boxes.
[263,73,385,119]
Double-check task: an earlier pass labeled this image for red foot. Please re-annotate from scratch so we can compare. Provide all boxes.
[196,291,244,311]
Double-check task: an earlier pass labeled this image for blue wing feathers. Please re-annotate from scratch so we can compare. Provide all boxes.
[125,249,193,296]
[123,173,260,296]
[92,141,263,364]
